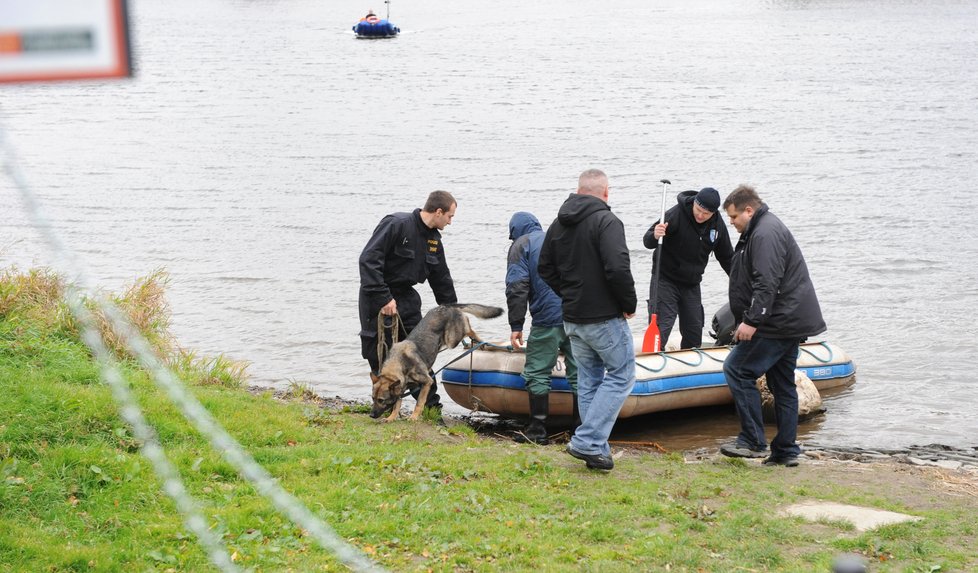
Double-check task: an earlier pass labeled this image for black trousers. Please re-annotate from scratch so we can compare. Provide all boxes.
[359,286,442,408]
[647,276,704,350]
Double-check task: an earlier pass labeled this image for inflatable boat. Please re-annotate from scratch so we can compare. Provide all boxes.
[440,341,855,418]
[353,18,399,39]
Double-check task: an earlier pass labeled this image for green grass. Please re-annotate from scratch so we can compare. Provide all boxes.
[1,267,976,571]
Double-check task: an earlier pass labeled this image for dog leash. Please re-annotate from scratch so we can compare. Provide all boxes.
[375,310,406,368]
[432,340,489,375]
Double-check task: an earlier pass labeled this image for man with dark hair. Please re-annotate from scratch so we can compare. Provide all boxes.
[358,191,458,414]
[540,169,637,471]
[719,185,826,467]
[506,211,578,445]
[643,187,733,349]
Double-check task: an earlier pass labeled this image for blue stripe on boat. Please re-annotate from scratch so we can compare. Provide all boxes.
[442,360,855,396]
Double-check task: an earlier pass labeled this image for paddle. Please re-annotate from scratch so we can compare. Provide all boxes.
[642,179,670,352]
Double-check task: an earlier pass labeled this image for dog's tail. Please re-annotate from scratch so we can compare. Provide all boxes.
[450,303,504,319]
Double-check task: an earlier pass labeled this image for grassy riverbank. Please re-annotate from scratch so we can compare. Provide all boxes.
[2,268,977,572]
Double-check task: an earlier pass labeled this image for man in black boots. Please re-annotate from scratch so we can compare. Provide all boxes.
[359,191,459,419]
[643,187,733,349]
[505,212,578,445]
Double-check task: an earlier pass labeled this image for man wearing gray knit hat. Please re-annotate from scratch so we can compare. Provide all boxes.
[642,187,733,349]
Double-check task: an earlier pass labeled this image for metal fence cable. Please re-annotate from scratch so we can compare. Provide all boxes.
[1,119,239,573]
[1,117,385,573]
[98,299,385,573]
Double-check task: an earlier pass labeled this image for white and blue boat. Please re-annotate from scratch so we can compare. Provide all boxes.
[441,341,855,418]
[353,1,399,39]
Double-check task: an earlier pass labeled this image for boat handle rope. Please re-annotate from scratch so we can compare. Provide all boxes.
[464,349,493,414]
[635,352,669,373]
[798,341,835,363]
[635,347,725,373]
[433,340,491,375]
[636,342,834,374]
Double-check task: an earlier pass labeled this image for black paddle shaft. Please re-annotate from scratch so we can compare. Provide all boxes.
[650,247,662,315]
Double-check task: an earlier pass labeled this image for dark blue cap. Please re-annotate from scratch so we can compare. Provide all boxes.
[694,187,720,212]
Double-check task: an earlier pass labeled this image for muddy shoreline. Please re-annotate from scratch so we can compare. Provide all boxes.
[250,387,978,472]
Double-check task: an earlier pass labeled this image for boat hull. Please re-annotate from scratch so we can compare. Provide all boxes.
[441,341,855,418]
[353,20,399,38]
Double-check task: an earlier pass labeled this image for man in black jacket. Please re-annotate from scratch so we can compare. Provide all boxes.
[644,187,733,349]
[719,185,826,467]
[539,169,637,471]
[358,191,458,412]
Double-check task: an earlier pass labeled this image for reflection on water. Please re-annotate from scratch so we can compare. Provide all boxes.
[2,0,976,449]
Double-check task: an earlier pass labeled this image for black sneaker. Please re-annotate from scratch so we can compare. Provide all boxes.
[762,455,800,467]
[513,431,550,446]
[566,445,614,470]
[719,442,768,459]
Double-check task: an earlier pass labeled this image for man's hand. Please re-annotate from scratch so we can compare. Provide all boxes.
[380,299,398,316]
[653,222,669,240]
[733,322,756,342]
[510,331,524,350]
[623,312,635,319]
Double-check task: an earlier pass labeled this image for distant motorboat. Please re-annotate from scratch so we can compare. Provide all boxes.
[353,18,399,39]
[353,1,399,39]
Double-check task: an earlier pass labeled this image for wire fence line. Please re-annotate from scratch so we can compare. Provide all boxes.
[1,117,385,573]
[1,120,240,572]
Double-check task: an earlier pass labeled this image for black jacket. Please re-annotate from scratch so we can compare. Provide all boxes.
[643,190,733,286]
[539,193,636,324]
[358,209,457,312]
[728,204,826,339]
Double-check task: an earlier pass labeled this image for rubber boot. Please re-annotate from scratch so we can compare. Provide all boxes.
[514,393,549,445]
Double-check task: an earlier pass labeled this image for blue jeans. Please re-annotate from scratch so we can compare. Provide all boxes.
[723,336,803,458]
[564,317,636,457]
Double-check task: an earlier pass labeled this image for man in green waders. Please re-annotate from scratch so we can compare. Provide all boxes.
[506,211,578,445]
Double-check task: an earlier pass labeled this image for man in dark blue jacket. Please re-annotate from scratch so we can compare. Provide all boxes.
[643,187,733,349]
[540,169,637,471]
[506,212,578,445]
[358,191,458,412]
[719,185,826,467]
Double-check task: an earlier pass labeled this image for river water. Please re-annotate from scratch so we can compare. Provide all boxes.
[2,0,976,450]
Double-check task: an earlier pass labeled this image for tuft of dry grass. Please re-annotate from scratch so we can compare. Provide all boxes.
[169,349,250,388]
[99,267,175,359]
[283,379,320,401]
[1,265,249,387]
[0,266,70,328]
[929,467,978,498]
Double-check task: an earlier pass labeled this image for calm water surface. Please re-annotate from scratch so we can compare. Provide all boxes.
[2,0,976,450]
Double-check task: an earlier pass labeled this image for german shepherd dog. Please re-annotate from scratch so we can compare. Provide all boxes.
[370,303,503,421]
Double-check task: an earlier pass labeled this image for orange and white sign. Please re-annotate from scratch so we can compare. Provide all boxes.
[0,0,132,83]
